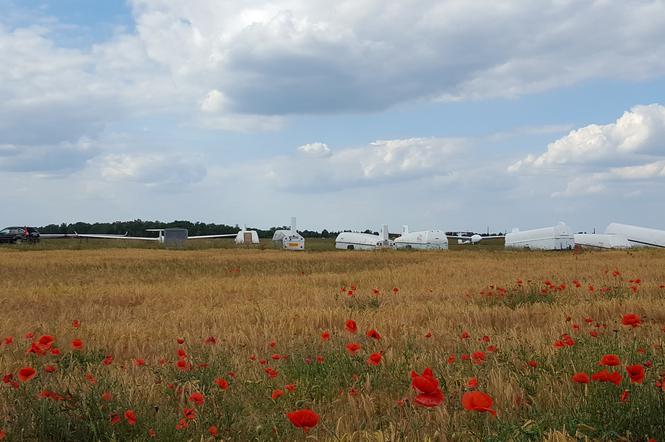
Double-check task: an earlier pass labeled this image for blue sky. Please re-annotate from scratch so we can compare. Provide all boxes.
[2,1,665,233]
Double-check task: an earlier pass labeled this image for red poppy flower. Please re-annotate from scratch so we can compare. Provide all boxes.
[124,410,137,426]
[346,342,361,354]
[101,391,113,401]
[425,331,432,338]
[70,339,84,351]
[208,426,218,437]
[177,337,185,344]
[44,365,56,373]
[133,359,145,367]
[592,369,622,385]
[626,364,645,384]
[3,336,12,345]
[102,355,113,365]
[571,372,590,384]
[527,360,538,368]
[37,335,55,350]
[392,287,399,294]
[471,351,485,364]
[410,367,445,407]
[205,336,217,345]
[72,320,80,329]
[619,390,630,403]
[460,331,470,340]
[177,348,187,359]
[316,355,324,364]
[110,413,121,425]
[285,383,297,392]
[466,377,479,389]
[271,389,284,399]
[183,407,196,420]
[447,355,456,364]
[461,391,497,416]
[84,373,96,384]
[214,378,229,390]
[176,359,189,371]
[189,392,205,405]
[286,409,320,432]
[18,367,36,382]
[599,354,621,366]
[147,428,156,438]
[367,353,382,366]
[414,388,444,407]
[345,320,358,334]
[265,367,279,378]
[0,429,6,440]
[366,329,382,340]
[175,418,189,430]
[621,314,641,328]
[321,331,331,341]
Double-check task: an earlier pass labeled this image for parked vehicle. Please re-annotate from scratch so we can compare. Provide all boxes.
[0,226,40,244]
[0,227,28,244]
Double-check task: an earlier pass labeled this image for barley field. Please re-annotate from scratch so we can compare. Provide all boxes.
[1,243,664,441]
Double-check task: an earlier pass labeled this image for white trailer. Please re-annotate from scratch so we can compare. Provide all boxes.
[272,217,305,251]
[335,225,393,250]
[574,233,631,249]
[394,225,448,250]
[605,223,665,248]
[504,222,575,250]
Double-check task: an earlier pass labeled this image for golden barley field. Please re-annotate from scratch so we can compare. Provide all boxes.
[1,244,664,441]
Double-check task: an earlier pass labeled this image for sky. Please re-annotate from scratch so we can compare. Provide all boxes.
[2,0,665,233]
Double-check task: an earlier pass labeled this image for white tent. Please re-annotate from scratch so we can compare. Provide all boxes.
[394,225,448,250]
[574,233,631,249]
[505,222,575,250]
[605,223,665,248]
[235,228,259,245]
[335,225,393,250]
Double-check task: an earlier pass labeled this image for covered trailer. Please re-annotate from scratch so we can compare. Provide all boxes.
[574,233,631,249]
[504,222,575,250]
[335,225,393,250]
[394,226,448,250]
[272,217,305,251]
[605,223,665,248]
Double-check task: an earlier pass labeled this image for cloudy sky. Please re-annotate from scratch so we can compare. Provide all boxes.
[2,0,665,233]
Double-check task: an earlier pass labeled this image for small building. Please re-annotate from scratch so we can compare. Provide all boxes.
[394,226,448,250]
[504,222,574,250]
[605,223,665,248]
[335,225,393,250]
[574,233,631,249]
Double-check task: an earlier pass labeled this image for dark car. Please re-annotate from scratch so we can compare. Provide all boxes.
[0,226,40,244]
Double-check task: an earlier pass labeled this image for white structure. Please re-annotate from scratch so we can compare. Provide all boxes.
[574,233,632,249]
[504,222,575,250]
[235,227,260,245]
[394,225,448,250]
[605,223,665,248]
[272,217,305,251]
[335,225,394,250]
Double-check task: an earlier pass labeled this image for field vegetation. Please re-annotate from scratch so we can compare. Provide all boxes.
[0,242,664,441]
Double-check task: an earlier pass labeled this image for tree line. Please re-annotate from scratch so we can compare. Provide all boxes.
[37,220,339,239]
